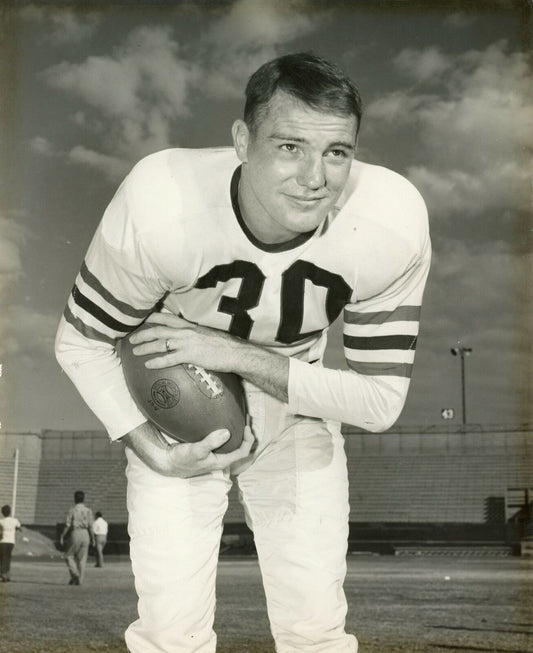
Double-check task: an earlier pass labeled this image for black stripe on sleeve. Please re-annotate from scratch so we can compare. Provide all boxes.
[344,334,418,351]
[71,285,135,332]
[80,262,153,319]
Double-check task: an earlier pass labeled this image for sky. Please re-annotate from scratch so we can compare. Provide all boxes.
[0,0,532,434]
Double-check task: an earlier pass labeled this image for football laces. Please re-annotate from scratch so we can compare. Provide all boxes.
[187,364,223,397]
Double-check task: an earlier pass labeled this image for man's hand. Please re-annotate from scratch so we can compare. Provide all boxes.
[129,313,241,373]
[128,312,290,403]
[122,420,255,479]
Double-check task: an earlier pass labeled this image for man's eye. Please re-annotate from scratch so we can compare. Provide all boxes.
[281,144,297,153]
[328,149,347,159]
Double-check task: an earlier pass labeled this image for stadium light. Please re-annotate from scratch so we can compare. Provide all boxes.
[450,346,473,426]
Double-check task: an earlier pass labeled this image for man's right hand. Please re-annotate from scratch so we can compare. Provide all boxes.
[121,421,255,478]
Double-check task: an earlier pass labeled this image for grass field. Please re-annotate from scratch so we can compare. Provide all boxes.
[0,554,532,652]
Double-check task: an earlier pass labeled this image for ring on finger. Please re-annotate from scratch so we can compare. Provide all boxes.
[165,339,172,353]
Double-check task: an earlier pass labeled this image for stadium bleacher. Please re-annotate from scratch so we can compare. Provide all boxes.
[1,424,532,553]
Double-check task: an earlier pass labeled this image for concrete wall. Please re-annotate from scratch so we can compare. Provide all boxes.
[0,432,42,523]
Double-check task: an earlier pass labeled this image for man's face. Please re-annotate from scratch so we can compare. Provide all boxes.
[233,90,358,244]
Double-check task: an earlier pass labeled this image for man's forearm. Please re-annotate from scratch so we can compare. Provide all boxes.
[121,421,172,474]
[130,315,290,403]
[230,341,289,403]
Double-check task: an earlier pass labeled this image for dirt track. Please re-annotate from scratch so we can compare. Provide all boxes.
[1,555,532,652]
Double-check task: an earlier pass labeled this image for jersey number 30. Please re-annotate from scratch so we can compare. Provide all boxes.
[195,259,352,344]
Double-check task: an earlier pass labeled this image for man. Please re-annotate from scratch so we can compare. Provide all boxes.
[60,490,95,585]
[93,511,108,568]
[0,504,21,582]
[56,53,430,652]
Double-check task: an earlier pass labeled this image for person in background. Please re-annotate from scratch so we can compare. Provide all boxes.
[93,511,108,568]
[60,490,94,585]
[0,504,21,582]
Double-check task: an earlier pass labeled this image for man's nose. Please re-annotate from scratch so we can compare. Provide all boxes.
[297,155,325,189]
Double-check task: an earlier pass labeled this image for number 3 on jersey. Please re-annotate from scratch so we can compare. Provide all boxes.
[195,259,352,344]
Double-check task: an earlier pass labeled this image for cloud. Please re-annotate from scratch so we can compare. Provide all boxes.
[395,47,452,83]
[29,136,56,156]
[43,26,200,168]
[0,304,58,362]
[370,41,533,155]
[0,215,59,369]
[46,57,140,117]
[423,241,532,343]
[366,40,533,226]
[417,48,533,160]
[0,215,31,298]
[202,0,316,49]
[44,25,198,120]
[198,0,322,100]
[407,160,531,220]
[0,214,58,365]
[68,146,129,182]
[363,91,435,125]
[41,0,324,173]
[29,136,130,182]
[21,6,100,45]
[199,49,279,100]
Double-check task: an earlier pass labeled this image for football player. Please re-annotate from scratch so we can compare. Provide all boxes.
[56,53,431,652]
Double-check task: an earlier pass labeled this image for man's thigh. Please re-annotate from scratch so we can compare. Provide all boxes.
[238,416,349,525]
[124,448,232,652]
[237,417,355,651]
[125,448,231,603]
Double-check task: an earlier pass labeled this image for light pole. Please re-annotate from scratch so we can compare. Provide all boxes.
[12,448,19,517]
[450,346,473,425]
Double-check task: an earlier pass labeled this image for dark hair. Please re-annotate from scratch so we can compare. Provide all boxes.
[244,52,362,137]
[1,504,11,517]
[74,490,85,504]
[95,511,103,518]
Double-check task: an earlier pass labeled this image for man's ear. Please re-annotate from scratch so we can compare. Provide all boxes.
[232,120,250,163]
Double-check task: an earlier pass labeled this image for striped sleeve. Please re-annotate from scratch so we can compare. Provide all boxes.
[288,232,431,432]
[63,250,161,345]
[343,306,421,379]
[55,179,171,440]
[64,260,154,345]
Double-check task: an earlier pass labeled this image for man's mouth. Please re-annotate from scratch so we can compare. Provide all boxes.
[285,194,326,205]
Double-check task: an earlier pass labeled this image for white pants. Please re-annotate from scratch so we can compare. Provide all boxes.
[124,386,357,653]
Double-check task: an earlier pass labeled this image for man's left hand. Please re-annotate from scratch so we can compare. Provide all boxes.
[129,313,241,372]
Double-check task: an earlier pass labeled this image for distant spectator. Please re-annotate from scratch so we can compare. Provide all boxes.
[93,511,108,568]
[0,504,21,582]
[60,491,94,585]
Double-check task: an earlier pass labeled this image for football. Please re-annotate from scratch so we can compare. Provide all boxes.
[118,325,246,453]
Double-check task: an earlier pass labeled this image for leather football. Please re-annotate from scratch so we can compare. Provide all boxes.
[118,326,246,453]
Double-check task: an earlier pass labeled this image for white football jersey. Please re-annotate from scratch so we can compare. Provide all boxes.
[56,148,431,439]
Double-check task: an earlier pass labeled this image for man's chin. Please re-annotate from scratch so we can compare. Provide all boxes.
[284,213,327,236]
